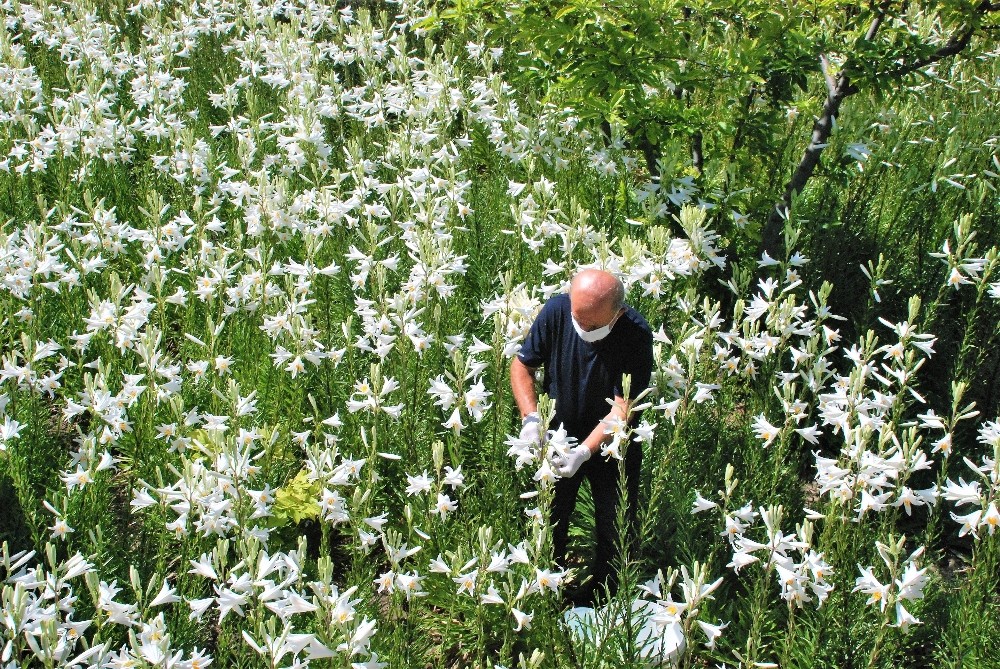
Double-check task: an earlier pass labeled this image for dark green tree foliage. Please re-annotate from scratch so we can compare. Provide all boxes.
[437,0,1000,250]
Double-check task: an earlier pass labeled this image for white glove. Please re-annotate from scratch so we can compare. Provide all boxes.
[552,445,592,478]
[519,413,542,444]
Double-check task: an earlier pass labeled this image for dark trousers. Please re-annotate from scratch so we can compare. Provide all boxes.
[551,442,642,593]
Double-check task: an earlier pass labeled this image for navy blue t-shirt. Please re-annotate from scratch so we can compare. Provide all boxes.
[517,293,654,439]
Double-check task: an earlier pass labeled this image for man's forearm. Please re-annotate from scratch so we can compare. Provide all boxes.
[580,421,611,454]
[510,357,539,418]
[581,396,627,454]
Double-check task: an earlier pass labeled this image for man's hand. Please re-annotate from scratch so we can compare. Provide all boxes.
[519,413,542,444]
[552,445,591,478]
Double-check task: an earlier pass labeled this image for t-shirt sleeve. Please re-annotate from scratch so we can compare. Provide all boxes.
[516,299,555,369]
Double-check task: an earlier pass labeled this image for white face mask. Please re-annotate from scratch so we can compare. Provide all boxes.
[572,310,622,343]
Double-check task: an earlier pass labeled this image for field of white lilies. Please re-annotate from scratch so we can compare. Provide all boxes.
[1,0,999,667]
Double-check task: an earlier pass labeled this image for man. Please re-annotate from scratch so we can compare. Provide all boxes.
[511,268,654,604]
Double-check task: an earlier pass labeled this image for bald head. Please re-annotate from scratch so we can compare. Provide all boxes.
[569,269,625,331]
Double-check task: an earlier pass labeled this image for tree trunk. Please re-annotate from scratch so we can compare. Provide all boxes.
[692,130,704,175]
[761,70,856,251]
[761,5,888,253]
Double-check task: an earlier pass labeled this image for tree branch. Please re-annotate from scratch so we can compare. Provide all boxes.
[876,28,975,80]
[692,130,704,174]
[876,0,997,79]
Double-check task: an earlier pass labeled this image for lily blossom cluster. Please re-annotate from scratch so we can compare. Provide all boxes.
[943,420,1000,537]
[0,543,214,668]
[634,562,728,651]
[853,540,928,631]
[694,493,835,610]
